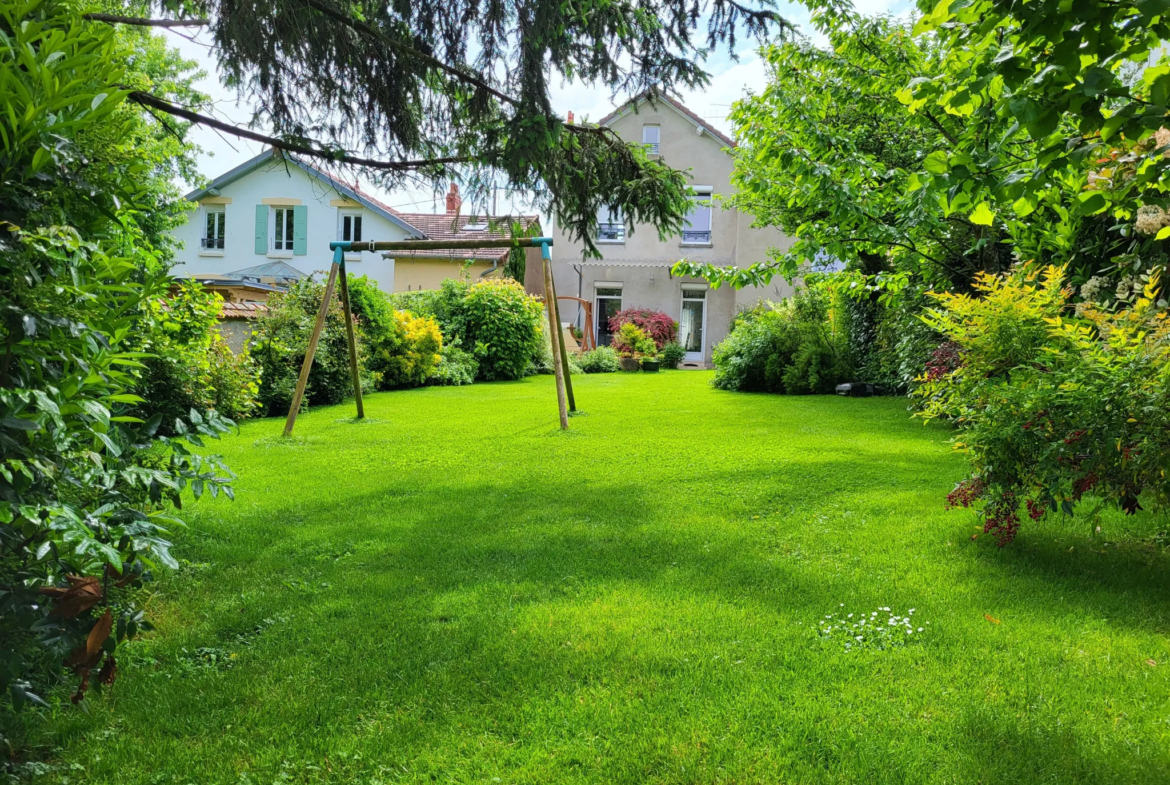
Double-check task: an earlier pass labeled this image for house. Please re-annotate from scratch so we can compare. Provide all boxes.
[172,149,541,294]
[549,94,794,367]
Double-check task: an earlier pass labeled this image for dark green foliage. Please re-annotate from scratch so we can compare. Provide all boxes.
[0,1,234,710]
[135,283,260,428]
[713,287,853,394]
[251,277,368,415]
[658,342,686,369]
[429,342,478,386]
[578,346,621,373]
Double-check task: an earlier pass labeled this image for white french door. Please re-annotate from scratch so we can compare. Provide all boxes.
[679,287,707,362]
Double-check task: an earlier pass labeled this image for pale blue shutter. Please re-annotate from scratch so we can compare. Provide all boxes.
[293,205,308,255]
[254,205,267,254]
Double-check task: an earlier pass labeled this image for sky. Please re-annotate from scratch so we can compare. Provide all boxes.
[162,0,909,215]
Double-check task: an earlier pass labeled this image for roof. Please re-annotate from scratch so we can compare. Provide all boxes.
[597,92,736,150]
[387,213,542,262]
[227,261,306,284]
[184,149,423,237]
[220,301,268,319]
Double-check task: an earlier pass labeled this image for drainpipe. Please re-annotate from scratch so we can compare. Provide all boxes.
[573,263,584,330]
[478,258,499,279]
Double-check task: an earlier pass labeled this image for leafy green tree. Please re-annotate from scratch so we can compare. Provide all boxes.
[1,1,234,709]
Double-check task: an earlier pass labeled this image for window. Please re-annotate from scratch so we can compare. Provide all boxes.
[596,205,625,243]
[679,286,707,356]
[594,285,623,347]
[339,210,363,242]
[201,208,225,251]
[270,206,295,252]
[681,187,712,244]
[642,124,660,154]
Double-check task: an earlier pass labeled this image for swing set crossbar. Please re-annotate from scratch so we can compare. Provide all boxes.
[332,237,554,253]
[283,235,571,437]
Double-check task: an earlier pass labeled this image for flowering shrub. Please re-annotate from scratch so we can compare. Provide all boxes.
[609,308,677,348]
[918,265,1170,544]
[611,322,657,357]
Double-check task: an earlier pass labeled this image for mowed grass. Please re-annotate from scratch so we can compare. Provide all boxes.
[21,372,1170,784]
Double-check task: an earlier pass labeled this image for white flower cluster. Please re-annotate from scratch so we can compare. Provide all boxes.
[1135,205,1170,236]
[817,604,927,652]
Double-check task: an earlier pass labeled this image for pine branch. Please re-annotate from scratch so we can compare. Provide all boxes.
[127,91,473,171]
[82,13,210,27]
[303,0,521,109]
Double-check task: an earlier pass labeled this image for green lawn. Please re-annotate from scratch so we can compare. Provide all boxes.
[21,372,1170,784]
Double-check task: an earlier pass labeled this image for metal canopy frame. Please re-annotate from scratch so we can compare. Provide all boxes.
[282,236,575,435]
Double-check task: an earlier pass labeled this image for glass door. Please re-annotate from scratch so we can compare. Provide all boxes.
[595,287,623,346]
[679,288,706,362]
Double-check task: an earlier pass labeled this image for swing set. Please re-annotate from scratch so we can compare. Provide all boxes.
[282,236,577,436]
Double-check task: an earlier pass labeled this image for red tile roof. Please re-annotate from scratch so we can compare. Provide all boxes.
[220,301,268,319]
[387,213,542,261]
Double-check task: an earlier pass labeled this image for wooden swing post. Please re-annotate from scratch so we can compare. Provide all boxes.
[283,237,563,436]
[283,245,366,436]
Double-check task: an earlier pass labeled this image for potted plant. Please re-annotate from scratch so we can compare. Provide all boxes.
[613,322,654,371]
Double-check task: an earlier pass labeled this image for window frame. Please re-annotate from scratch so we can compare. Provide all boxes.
[200,206,226,254]
[269,206,295,255]
[642,124,661,154]
[596,205,625,244]
[593,283,624,348]
[338,209,364,259]
[681,186,713,245]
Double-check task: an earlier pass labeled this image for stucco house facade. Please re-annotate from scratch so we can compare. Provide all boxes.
[550,94,793,366]
[173,150,541,294]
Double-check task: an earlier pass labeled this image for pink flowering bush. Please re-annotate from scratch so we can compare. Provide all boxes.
[609,308,677,349]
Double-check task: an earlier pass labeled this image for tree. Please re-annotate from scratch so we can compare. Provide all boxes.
[1,1,234,709]
[95,0,790,256]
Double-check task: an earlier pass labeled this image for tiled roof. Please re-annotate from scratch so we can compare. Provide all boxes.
[597,92,736,149]
[220,301,268,319]
[387,213,542,261]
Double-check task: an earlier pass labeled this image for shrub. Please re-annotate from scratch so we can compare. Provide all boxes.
[659,341,686,369]
[252,277,368,416]
[612,322,658,357]
[135,283,260,427]
[917,266,1170,545]
[429,341,479,385]
[379,311,443,388]
[449,279,545,381]
[578,345,621,373]
[713,286,853,393]
[609,308,677,348]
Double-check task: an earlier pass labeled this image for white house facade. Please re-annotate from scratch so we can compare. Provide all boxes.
[550,94,795,366]
[174,150,424,292]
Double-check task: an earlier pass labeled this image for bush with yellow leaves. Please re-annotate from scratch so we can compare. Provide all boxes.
[916,265,1170,545]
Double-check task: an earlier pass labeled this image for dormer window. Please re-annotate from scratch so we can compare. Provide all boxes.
[642,124,660,154]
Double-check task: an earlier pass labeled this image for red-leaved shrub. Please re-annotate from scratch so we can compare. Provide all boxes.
[609,308,677,349]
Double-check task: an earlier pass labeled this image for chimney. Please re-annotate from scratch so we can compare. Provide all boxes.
[445,183,461,214]
[567,111,574,124]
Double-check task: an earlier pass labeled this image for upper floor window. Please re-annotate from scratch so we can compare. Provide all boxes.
[681,187,712,245]
[596,205,625,243]
[271,206,295,252]
[339,210,363,242]
[642,125,660,154]
[202,208,225,251]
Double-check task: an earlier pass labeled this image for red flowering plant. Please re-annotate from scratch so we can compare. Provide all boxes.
[609,308,677,349]
[917,266,1170,545]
